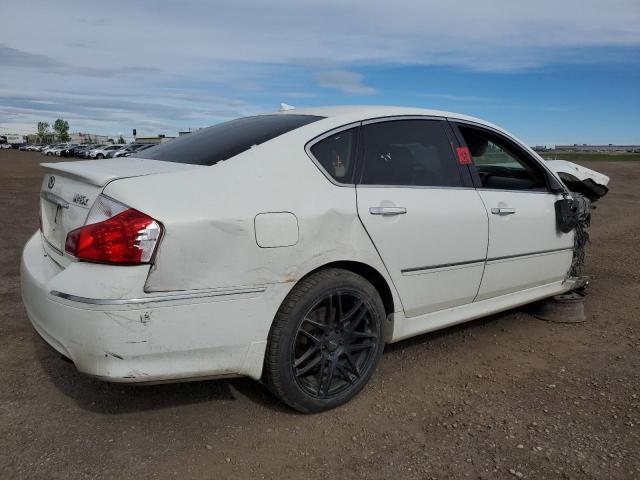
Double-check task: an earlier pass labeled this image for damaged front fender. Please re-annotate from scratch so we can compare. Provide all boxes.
[546,159,609,201]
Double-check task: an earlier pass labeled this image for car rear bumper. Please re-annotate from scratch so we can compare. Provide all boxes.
[20,233,290,382]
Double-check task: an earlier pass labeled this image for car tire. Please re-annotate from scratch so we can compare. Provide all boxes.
[263,268,385,413]
[97,154,104,159]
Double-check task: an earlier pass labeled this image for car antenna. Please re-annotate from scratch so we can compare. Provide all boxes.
[279,102,296,112]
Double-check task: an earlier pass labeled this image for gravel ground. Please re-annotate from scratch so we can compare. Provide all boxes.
[1,150,638,479]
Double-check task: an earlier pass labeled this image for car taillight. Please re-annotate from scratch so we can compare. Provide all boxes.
[65,195,162,265]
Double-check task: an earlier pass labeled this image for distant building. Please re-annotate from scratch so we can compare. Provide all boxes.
[25,132,111,144]
[70,132,111,144]
[134,135,176,145]
[554,144,640,153]
[26,134,55,144]
[1,133,26,146]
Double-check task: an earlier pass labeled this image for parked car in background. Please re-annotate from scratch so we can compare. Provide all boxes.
[121,144,155,156]
[89,144,125,159]
[41,144,63,155]
[75,145,101,158]
[107,144,138,158]
[111,144,150,158]
[0,142,12,149]
[21,106,609,413]
[52,144,75,156]
[72,145,92,158]
[59,144,80,157]
[25,145,44,151]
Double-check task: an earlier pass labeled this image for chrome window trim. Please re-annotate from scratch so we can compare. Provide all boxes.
[304,121,362,187]
[361,114,445,125]
[50,286,267,306]
[305,115,560,193]
[304,115,449,188]
[475,188,558,195]
[356,184,475,191]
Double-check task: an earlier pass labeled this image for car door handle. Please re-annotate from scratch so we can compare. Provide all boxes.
[369,206,407,216]
[491,207,516,215]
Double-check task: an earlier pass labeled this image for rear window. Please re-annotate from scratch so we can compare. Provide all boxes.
[136,114,324,166]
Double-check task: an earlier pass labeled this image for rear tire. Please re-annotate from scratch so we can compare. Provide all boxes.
[263,269,385,413]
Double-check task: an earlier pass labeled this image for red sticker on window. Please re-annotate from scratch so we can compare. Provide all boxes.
[456,147,473,165]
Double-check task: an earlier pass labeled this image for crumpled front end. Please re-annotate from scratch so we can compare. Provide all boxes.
[546,159,610,201]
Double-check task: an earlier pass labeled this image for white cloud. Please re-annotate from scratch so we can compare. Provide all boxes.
[0,0,638,134]
[315,70,377,95]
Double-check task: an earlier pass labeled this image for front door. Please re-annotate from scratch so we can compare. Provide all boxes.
[355,119,489,318]
[454,123,574,301]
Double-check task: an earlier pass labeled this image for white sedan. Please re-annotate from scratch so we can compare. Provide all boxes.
[21,106,608,412]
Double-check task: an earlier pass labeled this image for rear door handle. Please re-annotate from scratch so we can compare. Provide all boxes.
[369,206,407,216]
[491,207,516,215]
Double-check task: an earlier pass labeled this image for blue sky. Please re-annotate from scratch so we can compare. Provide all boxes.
[1,0,638,145]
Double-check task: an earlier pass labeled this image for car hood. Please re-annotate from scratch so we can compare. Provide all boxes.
[546,159,610,201]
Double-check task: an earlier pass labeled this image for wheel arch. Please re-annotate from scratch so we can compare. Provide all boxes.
[298,261,394,315]
[284,260,398,343]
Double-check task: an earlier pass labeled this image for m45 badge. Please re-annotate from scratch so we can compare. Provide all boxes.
[73,193,89,206]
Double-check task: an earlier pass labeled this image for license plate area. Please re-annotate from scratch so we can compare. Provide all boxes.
[41,199,65,252]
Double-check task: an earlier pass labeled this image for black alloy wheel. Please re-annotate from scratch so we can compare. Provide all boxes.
[292,291,379,398]
[264,269,385,413]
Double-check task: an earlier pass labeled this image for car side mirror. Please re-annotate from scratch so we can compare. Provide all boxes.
[555,198,579,233]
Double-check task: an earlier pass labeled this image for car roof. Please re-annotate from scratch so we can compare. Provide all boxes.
[278,105,506,134]
[275,105,529,151]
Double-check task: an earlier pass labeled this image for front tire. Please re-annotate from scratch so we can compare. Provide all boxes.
[263,269,385,413]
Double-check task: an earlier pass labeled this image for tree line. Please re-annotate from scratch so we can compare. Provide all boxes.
[37,119,70,142]
[36,119,125,144]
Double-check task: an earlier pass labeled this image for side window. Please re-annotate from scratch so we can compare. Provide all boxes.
[359,120,461,187]
[458,125,548,192]
[309,128,357,183]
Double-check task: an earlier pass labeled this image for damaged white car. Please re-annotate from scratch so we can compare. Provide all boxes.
[21,106,608,413]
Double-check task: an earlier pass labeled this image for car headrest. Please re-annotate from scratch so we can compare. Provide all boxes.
[465,131,489,157]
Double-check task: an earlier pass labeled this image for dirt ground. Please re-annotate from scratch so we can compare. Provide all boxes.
[0,149,638,479]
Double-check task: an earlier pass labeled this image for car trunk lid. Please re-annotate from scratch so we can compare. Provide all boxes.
[39,158,201,262]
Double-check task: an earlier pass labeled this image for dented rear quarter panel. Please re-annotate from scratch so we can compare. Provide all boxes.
[102,124,402,312]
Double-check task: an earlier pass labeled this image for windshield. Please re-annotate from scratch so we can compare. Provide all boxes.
[135,114,324,166]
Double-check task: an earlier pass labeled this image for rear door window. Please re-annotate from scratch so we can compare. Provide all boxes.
[136,114,324,166]
[359,120,462,187]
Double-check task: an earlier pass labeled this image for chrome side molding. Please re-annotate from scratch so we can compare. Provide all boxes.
[50,286,267,305]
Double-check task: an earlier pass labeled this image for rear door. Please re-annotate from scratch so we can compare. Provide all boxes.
[355,118,488,318]
[453,122,574,301]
